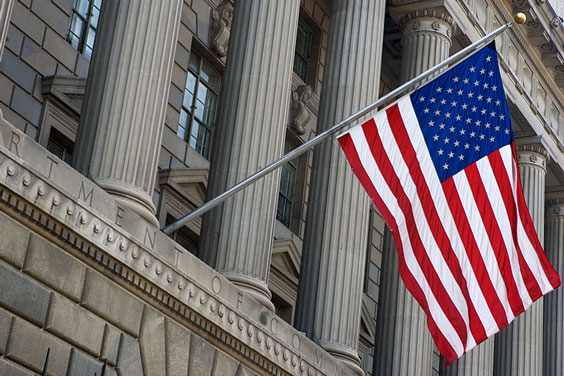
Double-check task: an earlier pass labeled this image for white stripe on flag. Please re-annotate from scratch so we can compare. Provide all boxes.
[397,98,501,340]
[348,124,465,356]
[475,149,533,307]
[499,146,555,295]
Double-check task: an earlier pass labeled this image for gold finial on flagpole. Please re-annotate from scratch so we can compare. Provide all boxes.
[515,13,527,24]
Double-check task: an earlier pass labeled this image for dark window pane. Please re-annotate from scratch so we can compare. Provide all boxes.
[91,7,100,27]
[188,53,200,73]
[75,0,90,17]
[86,27,96,49]
[293,17,313,82]
[277,140,297,228]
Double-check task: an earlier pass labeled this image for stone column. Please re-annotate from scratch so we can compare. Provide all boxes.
[293,1,385,375]
[72,0,182,227]
[0,0,13,63]
[198,1,300,311]
[373,8,456,376]
[544,195,564,376]
[493,144,548,376]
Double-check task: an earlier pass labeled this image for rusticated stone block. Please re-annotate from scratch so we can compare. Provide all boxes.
[115,333,143,376]
[67,348,103,376]
[45,294,105,356]
[80,269,143,336]
[165,318,191,375]
[0,261,51,326]
[139,307,166,375]
[0,211,30,268]
[0,309,12,354]
[101,324,121,366]
[212,350,239,376]
[188,336,215,375]
[24,234,86,302]
[0,358,33,376]
[5,318,71,375]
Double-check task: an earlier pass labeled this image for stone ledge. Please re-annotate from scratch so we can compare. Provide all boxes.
[0,113,351,376]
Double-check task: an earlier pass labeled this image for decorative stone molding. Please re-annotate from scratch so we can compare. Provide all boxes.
[546,195,564,215]
[0,113,353,376]
[289,85,313,135]
[516,142,550,170]
[398,9,457,38]
[210,0,234,57]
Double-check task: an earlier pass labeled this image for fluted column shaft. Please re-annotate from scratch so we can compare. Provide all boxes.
[373,9,455,376]
[0,0,13,63]
[73,0,182,227]
[544,196,564,376]
[198,0,300,311]
[493,145,548,376]
[293,1,385,375]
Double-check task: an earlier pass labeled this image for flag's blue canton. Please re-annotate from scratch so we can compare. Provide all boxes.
[410,43,513,183]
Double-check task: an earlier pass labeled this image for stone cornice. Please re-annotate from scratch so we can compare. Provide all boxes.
[0,114,351,376]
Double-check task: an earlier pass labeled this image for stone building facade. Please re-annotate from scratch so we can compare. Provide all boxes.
[0,0,563,375]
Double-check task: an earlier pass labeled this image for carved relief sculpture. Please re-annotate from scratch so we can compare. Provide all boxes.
[210,0,234,57]
[289,85,313,135]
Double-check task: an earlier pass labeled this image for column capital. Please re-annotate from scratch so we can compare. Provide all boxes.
[398,8,456,38]
[546,192,564,216]
[516,143,549,170]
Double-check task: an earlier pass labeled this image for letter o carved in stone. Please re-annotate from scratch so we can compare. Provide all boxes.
[212,275,222,294]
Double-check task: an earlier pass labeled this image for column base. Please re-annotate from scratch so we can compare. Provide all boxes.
[221,272,275,312]
[320,342,364,376]
[95,180,159,228]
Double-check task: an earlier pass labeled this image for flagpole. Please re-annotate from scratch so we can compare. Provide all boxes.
[162,19,518,235]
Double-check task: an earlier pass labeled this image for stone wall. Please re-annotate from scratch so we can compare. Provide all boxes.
[0,110,352,375]
[0,212,261,375]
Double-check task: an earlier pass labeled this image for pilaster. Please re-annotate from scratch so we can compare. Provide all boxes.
[198,0,300,311]
[293,1,386,375]
[72,0,183,227]
[373,5,455,376]
[494,143,548,376]
[544,194,564,376]
[0,0,13,63]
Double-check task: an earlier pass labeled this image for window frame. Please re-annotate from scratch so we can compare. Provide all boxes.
[177,52,221,160]
[293,17,313,83]
[67,0,102,59]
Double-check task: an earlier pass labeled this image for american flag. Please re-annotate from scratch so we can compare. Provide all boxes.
[338,42,561,363]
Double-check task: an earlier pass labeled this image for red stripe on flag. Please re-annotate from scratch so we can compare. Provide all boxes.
[359,115,467,355]
[441,177,509,330]
[385,104,487,344]
[510,146,562,290]
[463,163,525,316]
[338,130,459,362]
[488,150,543,303]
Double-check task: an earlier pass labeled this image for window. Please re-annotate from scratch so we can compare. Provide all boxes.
[165,214,198,256]
[277,140,298,228]
[67,0,101,59]
[293,17,313,82]
[47,128,74,165]
[178,52,221,159]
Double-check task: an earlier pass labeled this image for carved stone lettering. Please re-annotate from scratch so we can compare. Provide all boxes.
[47,155,58,178]
[78,181,94,206]
[116,205,125,227]
[9,132,20,157]
[144,227,156,249]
